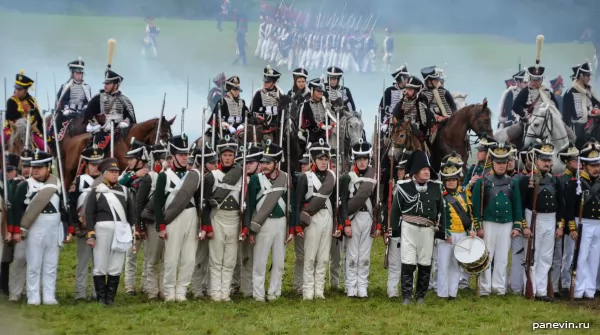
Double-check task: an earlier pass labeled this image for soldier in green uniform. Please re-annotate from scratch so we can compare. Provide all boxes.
[463,133,496,191]
[0,153,21,296]
[471,142,531,296]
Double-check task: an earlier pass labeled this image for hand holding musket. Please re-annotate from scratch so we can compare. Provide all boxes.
[52,110,73,243]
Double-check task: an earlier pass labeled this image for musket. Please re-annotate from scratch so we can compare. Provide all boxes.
[155,93,166,145]
[199,106,208,238]
[1,112,10,241]
[53,73,58,109]
[44,91,50,152]
[476,163,485,298]
[110,120,115,158]
[181,77,189,134]
[52,109,72,242]
[369,16,379,35]
[371,114,380,236]
[285,112,292,242]
[384,147,399,269]
[238,110,249,241]
[524,172,539,299]
[570,194,585,302]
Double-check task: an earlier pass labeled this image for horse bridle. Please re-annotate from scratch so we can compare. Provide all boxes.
[523,108,568,143]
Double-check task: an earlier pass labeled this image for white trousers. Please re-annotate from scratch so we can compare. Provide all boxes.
[574,219,600,298]
[191,238,210,297]
[509,235,526,293]
[9,239,27,300]
[560,236,575,289]
[163,208,198,299]
[387,236,402,297]
[75,236,95,299]
[252,217,286,300]
[344,212,373,297]
[26,213,63,304]
[400,221,435,266]
[437,232,466,298]
[93,221,126,276]
[209,209,239,300]
[145,222,164,298]
[329,236,343,288]
[293,235,305,293]
[525,210,556,297]
[480,221,512,295]
[124,237,145,292]
[303,209,333,299]
[429,242,439,290]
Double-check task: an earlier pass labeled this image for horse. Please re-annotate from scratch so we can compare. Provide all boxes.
[452,92,469,110]
[44,112,87,173]
[6,118,34,156]
[429,101,494,171]
[142,35,158,57]
[332,109,366,172]
[62,117,174,189]
[384,119,422,159]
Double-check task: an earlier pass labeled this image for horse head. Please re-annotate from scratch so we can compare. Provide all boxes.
[464,98,493,137]
[452,92,469,110]
[524,102,568,148]
[130,116,175,146]
[7,118,32,155]
[343,109,364,146]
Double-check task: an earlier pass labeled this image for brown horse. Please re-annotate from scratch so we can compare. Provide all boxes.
[429,101,493,171]
[62,117,174,189]
[6,118,32,155]
[45,113,87,176]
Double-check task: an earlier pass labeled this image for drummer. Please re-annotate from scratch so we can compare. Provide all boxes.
[436,152,476,300]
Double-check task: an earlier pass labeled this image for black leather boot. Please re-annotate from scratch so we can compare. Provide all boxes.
[401,264,416,305]
[93,276,107,304]
[0,262,10,295]
[416,265,432,304]
[105,275,121,306]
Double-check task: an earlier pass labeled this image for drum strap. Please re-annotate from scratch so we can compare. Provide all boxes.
[444,193,471,231]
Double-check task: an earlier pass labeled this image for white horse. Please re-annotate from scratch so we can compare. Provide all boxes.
[452,92,468,110]
[332,109,365,172]
[141,36,158,58]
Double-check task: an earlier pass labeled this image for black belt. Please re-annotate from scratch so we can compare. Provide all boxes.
[185,203,195,210]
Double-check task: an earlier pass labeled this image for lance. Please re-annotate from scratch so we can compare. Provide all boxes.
[369,16,379,35]
[110,120,115,158]
[155,93,166,145]
[53,73,58,109]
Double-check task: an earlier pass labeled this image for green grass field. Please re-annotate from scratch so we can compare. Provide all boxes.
[0,11,599,334]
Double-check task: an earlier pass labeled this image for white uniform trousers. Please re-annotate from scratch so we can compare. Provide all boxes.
[293,235,305,294]
[209,209,240,301]
[9,239,27,301]
[329,236,343,289]
[344,212,373,297]
[93,221,126,276]
[429,241,439,291]
[124,238,145,293]
[437,232,467,298]
[252,217,286,301]
[459,270,470,289]
[162,208,198,300]
[144,222,164,298]
[26,213,63,305]
[191,238,209,298]
[400,221,435,266]
[574,219,600,298]
[303,208,333,300]
[387,236,402,297]
[525,210,556,297]
[508,235,526,294]
[551,235,563,293]
[233,242,253,297]
[75,236,95,299]
[479,221,512,295]
[560,236,575,289]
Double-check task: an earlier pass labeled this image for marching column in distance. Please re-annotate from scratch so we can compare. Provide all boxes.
[324,66,356,112]
[498,70,528,128]
[390,150,444,305]
[12,151,74,305]
[154,135,200,302]
[437,152,476,299]
[119,140,150,296]
[243,142,291,302]
[56,58,92,116]
[294,140,338,300]
[210,76,248,138]
[519,139,564,300]
[564,139,600,299]
[382,28,394,72]
[202,137,243,302]
[338,140,380,298]
[68,146,103,301]
[380,65,409,131]
[0,154,22,297]
[471,142,530,296]
[562,62,600,149]
[190,145,218,299]
[293,151,311,295]
[4,71,45,150]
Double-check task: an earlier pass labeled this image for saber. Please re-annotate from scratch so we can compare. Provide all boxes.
[155,93,166,145]
[110,120,115,158]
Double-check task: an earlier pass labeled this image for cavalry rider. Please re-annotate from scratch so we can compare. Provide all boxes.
[251,65,286,143]
[56,58,92,116]
[390,150,444,305]
[498,69,528,128]
[210,76,248,138]
[564,139,600,299]
[208,72,227,110]
[287,67,310,107]
[324,66,356,113]
[563,62,600,149]
[68,146,103,301]
[382,28,394,72]
[144,16,160,46]
[4,70,45,150]
[392,75,426,140]
[298,79,336,146]
[83,67,136,151]
[380,65,410,134]
[550,75,564,111]
[519,138,564,301]
[512,63,558,120]
[419,66,457,122]
[338,140,380,298]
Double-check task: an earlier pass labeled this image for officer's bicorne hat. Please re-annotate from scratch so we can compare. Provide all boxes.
[213,72,227,86]
[169,134,189,155]
[308,78,325,92]
[513,69,528,82]
[326,66,344,78]
[572,62,592,79]
[225,76,242,92]
[405,76,423,90]
[477,132,497,151]
[579,138,600,164]
[391,65,410,81]
[488,141,515,163]
[4,153,20,172]
[98,157,120,173]
[194,144,218,165]
[351,139,372,160]
[81,145,104,164]
[550,75,564,93]
[529,137,554,161]
[216,135,238,155]
[309,138,331,160]
[421,66,442,81]
[261,141,283,163]
[20,149,33,167]
[406,150,438,180]
[151,142,169,161]
[236,142,264,163]
[557,142,579,164]
[125,138,150,161]
[14,70,34,90]
[30,150,53,167]
[104,68,123,84]
[527,66,545,81]
[292,67,308,79]
[263,65,281,83]
[68,57,85,73]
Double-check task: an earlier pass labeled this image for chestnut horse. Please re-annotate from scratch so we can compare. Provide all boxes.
[62,117,174,189]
